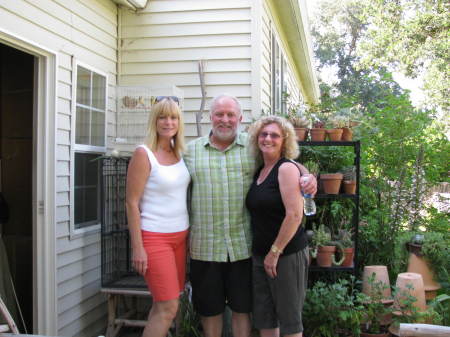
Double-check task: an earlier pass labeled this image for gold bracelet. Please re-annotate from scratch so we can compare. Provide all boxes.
[270,244,283,255]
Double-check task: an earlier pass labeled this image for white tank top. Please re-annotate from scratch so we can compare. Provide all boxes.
[138,145,190,233]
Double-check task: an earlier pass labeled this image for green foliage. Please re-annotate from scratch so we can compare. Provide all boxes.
[357,0,450,112]
[391,232,450,291]
[392,285,449,327]
[303,160,320,175]
[300,146,354,173]
[360,274,393,333]
[311,224,332,247]
[335,229,354,248]
[303,278,364,337]
[177,289,201,337]
[310,1,449,305]
[428,294,450,326]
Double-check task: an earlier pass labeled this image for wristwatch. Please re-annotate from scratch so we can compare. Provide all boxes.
[270,244,283,255]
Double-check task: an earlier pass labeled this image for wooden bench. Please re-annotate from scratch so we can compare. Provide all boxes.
[101,287,152,337]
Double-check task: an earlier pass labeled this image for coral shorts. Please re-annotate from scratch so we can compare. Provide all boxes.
[141,229,188,302]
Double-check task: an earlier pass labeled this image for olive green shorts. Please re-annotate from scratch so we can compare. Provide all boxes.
[252,248,308,335]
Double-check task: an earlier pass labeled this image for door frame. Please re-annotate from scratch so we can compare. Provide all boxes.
[0,27,57,335]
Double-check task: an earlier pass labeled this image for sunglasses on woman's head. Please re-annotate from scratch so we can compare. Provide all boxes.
[154,96,180,105]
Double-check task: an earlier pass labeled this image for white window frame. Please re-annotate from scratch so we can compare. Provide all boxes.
[271,32,287,115]
[70,59,107,238]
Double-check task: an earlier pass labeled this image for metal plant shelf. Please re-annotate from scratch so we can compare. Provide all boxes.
[308,266,355,272]
[298,140,361,278]
[298,140,360,147]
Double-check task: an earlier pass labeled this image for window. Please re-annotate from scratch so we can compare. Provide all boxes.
[271,34,287,114]
[73,64,107,232]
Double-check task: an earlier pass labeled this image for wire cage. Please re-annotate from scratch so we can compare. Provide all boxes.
[114,85,184,153]
[101,156,147,289]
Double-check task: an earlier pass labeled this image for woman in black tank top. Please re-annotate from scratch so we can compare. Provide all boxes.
[246,115,309,337]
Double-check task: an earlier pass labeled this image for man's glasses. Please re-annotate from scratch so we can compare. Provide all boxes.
[153,96,180,105]
[259,132,283,139]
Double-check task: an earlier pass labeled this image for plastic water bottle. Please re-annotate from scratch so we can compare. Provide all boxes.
[301,176,316,216]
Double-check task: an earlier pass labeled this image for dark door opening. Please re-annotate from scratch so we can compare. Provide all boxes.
[0,42,34,333]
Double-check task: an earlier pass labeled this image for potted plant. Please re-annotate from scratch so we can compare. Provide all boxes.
[325,115,346,141]
[303,160,319,177]
[287,113,309,141]
[308,104,328,141]
[341,166,357,194]
[320,172,344,194]
[310,224,345,267]
[336,229,354,267]
[339,107,361,141]
[360,274,393,337]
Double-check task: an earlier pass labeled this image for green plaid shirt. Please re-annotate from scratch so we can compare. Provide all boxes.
[184,132,256,262]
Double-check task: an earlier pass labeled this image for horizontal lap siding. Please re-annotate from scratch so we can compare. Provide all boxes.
[119,0,253,138]
[260,1,305,112]
[261,2,272,113]
[0,0,117,335]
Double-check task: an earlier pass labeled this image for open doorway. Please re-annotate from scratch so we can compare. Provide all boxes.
[0,43,34,333]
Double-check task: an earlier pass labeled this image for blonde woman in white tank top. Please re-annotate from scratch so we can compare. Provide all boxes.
[126,97,190,337]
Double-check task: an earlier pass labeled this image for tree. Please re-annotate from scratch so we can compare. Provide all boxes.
[309,0,449,271]
[357,0,450,113]
[310,0,405,114]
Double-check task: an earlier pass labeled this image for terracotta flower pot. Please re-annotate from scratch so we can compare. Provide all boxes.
[407,253,441,300]
[320,173,343,194]
[343,180,357,194]
[341,247,354,267]
[294,127,308,141]
[310,128,326,141]
[316,245,336,267]
[394,272,426,313]
[326,128,343,141]
[362,265,392,301]
[342,127,353,141]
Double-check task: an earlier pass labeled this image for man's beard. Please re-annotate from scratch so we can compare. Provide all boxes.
[212,127,237,142]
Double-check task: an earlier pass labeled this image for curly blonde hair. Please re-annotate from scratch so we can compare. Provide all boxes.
[144,98,185,158]
[248,115,299,163]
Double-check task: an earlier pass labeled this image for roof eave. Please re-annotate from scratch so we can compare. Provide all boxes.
[269,0,320,104]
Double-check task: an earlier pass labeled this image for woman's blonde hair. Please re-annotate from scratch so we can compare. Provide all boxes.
[248,115,299,163]
[144,98,185,158]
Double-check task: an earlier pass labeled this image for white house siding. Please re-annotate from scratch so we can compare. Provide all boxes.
[119,0,253,139]
[260,0,305,113]
[261,1,272,114]
[0,0,117,336]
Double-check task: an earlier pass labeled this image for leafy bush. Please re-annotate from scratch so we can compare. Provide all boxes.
[303,278,363,337]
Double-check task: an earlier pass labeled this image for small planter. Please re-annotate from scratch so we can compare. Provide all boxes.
[362,265,393,302]
[343,180,357,194]
[341,247,354,267]
[326,128,343,141]
[310,128,326,141]
[294,127,308,141]
[394,272,426,313]
[316,245,336,267]
[342,127,353,141]
[320,173,343,194]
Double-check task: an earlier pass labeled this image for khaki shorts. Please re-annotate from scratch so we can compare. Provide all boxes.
[252,248,308,335]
